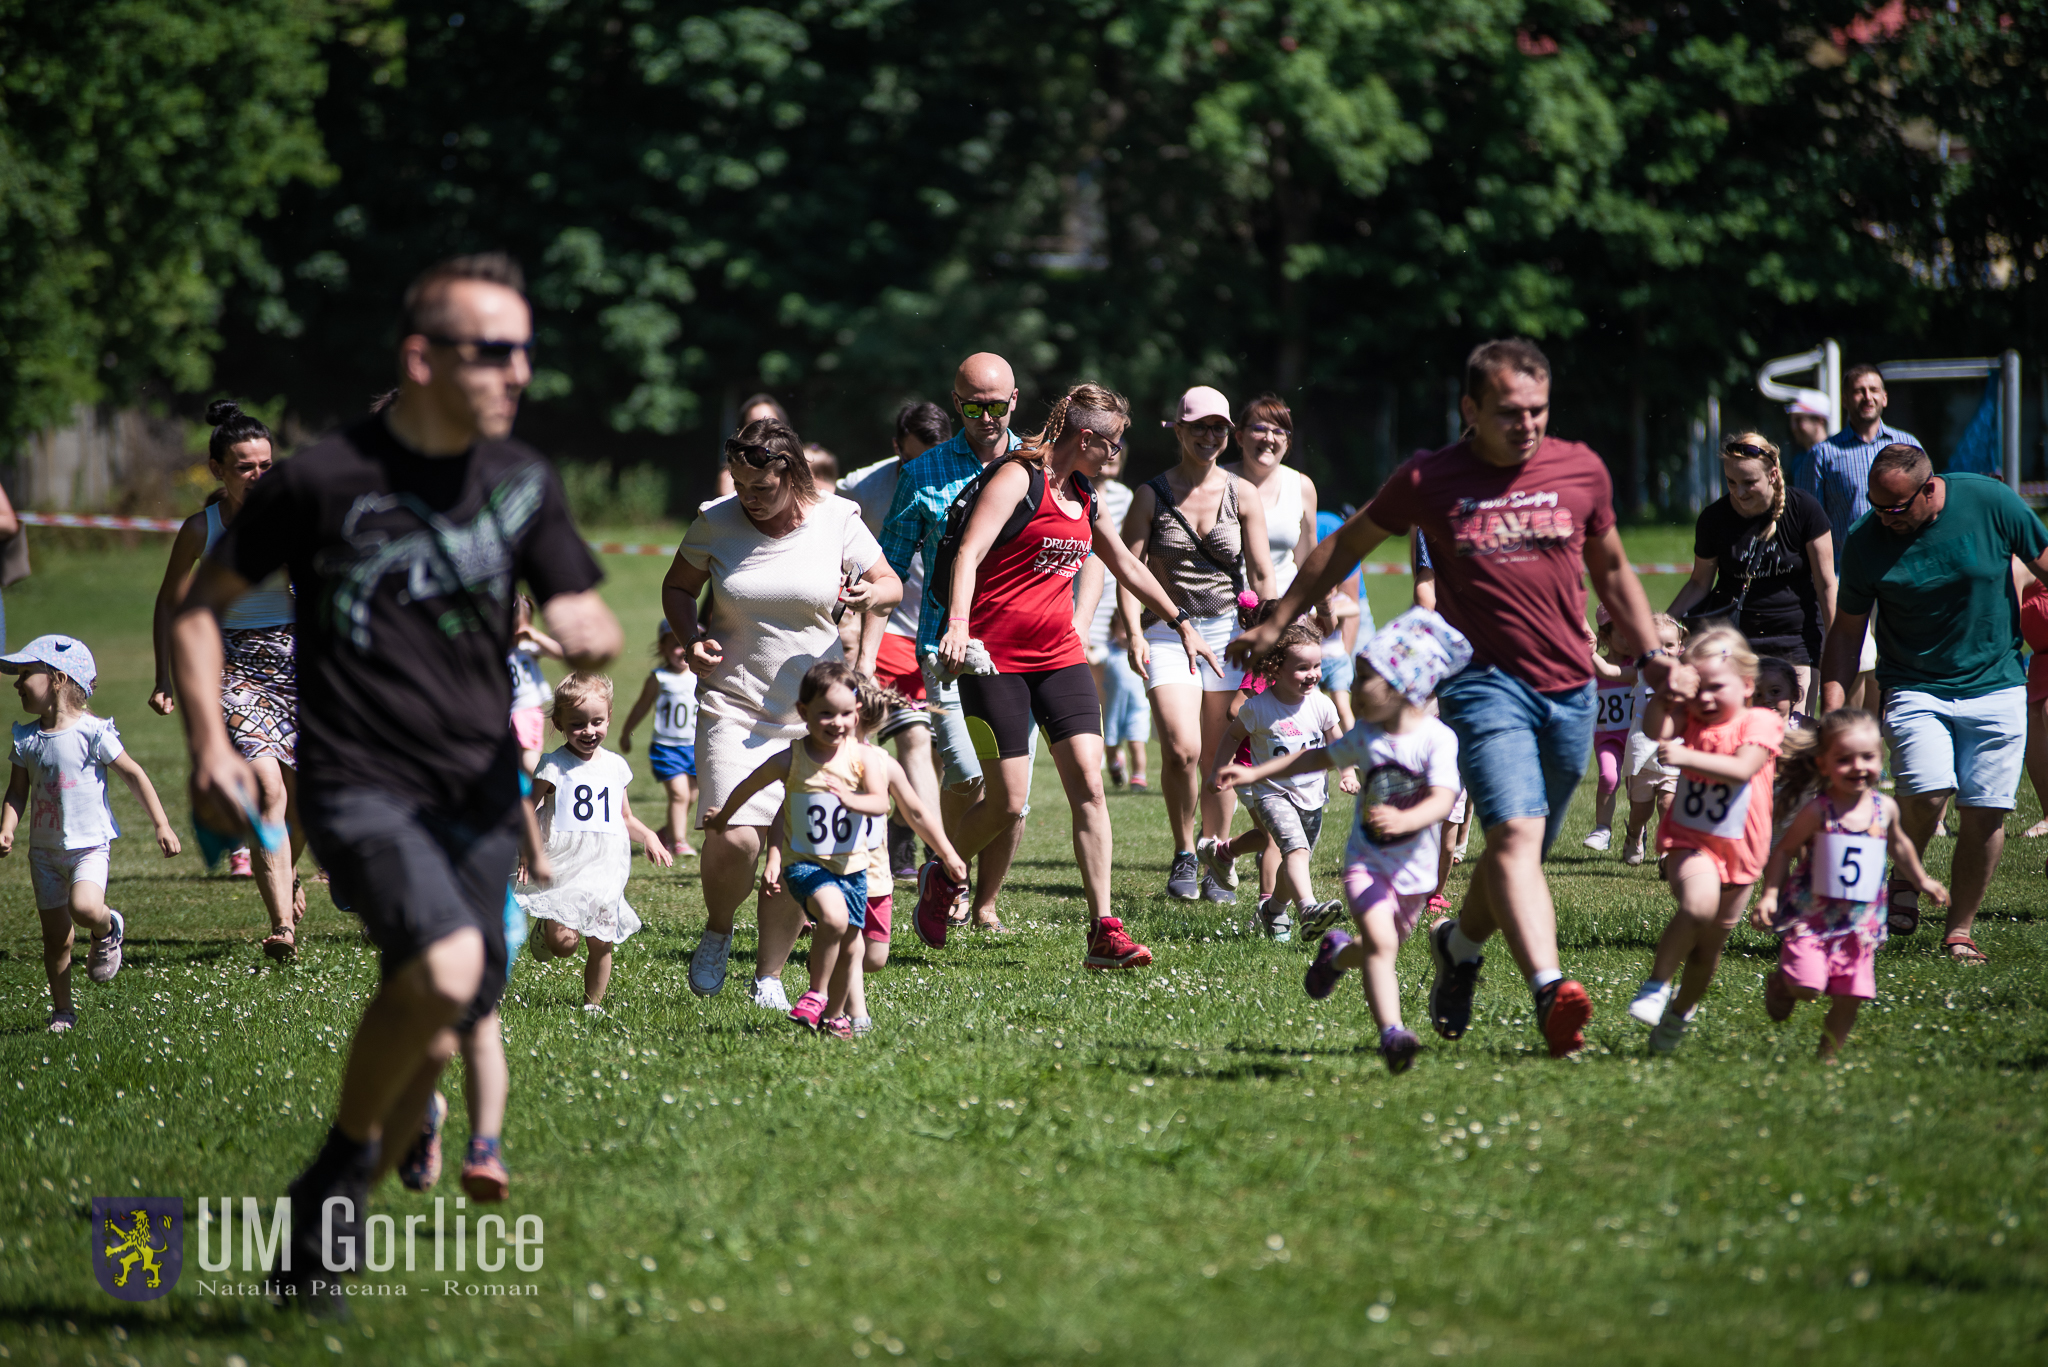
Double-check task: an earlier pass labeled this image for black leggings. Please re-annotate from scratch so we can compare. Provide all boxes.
[958,663,1102,759]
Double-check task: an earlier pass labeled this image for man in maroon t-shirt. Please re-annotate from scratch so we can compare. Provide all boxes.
[1232,339,1689,1058]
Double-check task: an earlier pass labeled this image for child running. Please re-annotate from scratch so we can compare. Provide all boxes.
[508,594,563,776]
[1218,609,1468,1074]
[0,636,180,1031]
[1620,613,1687,865]
[519,673,674,1010]
[1628,626,1784,1053]
[1750,709,1947,1059]
[619,618,699,858]
[714,661,963,1037]
[1200,621,1356,942]
[1584,607,1636,852]
[1754,655,1808,731]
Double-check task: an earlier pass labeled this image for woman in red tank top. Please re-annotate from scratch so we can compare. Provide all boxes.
[2019,570,2048,836]
[916,383,1221,971]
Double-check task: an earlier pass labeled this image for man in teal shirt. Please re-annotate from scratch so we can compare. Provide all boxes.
[1822,444,2048,961]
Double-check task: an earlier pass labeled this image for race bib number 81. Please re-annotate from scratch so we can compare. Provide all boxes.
[553,780,619,834]
[1810,831,1886,902]
[1672,774,1750,838]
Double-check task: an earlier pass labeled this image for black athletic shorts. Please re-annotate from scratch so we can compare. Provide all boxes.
[958,662,1102,760]
[300,786,519,1033]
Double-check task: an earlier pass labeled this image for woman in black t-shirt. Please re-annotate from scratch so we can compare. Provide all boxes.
[1669,431,1837,710]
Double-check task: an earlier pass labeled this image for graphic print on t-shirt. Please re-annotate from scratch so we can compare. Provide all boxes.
[1447,489,1577,560]
[1361,761,1429,846]
[1028,537,1093,578]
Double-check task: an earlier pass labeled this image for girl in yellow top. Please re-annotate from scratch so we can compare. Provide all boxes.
[710,661,961,1035]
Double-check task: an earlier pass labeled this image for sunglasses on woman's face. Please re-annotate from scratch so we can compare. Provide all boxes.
[1722,442,1773,460]
[957,398,1011,420]
[723,440,791,469]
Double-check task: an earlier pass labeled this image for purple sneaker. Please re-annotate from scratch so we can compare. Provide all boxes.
[1303,930,1352,1001]
[1379,1026,1423,1075]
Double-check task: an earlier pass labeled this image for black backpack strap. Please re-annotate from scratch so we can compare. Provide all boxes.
[1147,473,1247,593]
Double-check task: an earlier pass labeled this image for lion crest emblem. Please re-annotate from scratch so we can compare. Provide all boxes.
[91,1197,182,1300]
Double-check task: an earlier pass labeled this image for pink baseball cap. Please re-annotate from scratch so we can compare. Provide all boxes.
[1164,385,1233,427]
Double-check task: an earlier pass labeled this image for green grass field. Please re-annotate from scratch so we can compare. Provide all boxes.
[1,531,2043,1367]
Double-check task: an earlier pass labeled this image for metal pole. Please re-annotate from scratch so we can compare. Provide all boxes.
[1824,339,1842,431]
[1705,394,1721,511]
[2003,349,2022,492]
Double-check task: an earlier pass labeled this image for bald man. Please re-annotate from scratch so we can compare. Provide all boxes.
[878,353,1032,942]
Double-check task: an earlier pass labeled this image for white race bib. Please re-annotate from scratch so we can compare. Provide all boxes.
[789,792,865,859]
[652,672,696,745]
[1672,773,1750,838]
[1810,831,1886,902]
[863,810,886,850]
[553,776,623,834]
[1593,685,1635,735]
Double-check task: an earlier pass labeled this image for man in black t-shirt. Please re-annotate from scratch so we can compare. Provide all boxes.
[172,254,620,1303]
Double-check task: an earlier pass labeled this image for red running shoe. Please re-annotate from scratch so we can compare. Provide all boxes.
[1536,979,1593,1058]
[1084,917,1152,970]
[913,860,957,950]
[460,1138,510,1203]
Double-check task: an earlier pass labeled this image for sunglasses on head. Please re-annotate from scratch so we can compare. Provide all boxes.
[723,439,793,469]
[1722,441,1774,460]
[957,398,1011,420]
[424,335,532,367]
[1871,480,1932,517]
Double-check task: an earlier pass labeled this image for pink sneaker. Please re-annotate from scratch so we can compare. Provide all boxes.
[1084,917,1152,970]
[228,848,254,879]
[787,990,828,1031]
[822,1015,854,1040]
[913,860,958,950]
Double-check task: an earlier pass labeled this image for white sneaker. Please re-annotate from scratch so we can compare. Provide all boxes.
[1196,836,1239,890]
[751,975,791,1011]
[87,909,124,984]
[1628,979,1674,1026]
[1648,1013,1688,1054]
[1582,827,1611,852]
[689,930,733,997]
[1623,831,1646,866]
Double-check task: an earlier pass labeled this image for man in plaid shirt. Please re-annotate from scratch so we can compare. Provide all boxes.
[879,352,1028,942]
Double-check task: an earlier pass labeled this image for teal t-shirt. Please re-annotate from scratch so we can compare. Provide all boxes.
[1838,473,2048,699]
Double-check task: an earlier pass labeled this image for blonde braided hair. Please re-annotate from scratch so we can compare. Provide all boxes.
[1022,382,1128,462]
[1721,430,1786,547]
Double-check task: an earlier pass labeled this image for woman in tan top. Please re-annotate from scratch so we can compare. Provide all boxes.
[1118,385,1273,903]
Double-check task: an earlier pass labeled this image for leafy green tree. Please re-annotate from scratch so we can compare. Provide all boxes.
[0,0,334,449]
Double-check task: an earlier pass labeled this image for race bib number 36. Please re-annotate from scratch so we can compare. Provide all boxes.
[791,792,864,858]
[1811,831,1886,902]
[1672,773,1750,838]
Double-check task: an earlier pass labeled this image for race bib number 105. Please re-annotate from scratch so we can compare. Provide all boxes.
[1672,774,1750,838]
[1810,831,1886,902]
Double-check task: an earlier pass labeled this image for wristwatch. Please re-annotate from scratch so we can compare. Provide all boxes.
[1175,606,1194,625]
[1633,646,1671,669]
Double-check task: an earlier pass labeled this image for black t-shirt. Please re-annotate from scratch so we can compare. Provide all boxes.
[213,418,603,817]
[1691,487,1831,661]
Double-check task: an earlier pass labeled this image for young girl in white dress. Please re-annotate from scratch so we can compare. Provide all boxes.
[520,673,673,1009]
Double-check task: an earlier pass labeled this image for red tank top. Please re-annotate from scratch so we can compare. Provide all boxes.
[969,475,1094,673]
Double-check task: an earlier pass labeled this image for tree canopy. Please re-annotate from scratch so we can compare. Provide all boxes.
[5,1,2042,509]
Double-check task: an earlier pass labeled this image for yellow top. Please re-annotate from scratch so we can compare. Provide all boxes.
[785,738,874,875]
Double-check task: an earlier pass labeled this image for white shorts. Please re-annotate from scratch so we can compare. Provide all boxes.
[693,708,806,831]
[1885,684,2027,809]
[29,844,109,910]
[1143,614,1245,693]
[1859,628,1877,675]
[1625,729,1676,804]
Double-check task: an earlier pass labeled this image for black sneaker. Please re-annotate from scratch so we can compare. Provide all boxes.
[1165,852,1200,900]
[1426,918,1482,1041]
[1200,872,1236,905]
[274,1149,373,1314]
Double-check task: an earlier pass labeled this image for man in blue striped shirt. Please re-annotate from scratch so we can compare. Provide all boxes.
[1793,364,1922,561]
[878,351,1027,942]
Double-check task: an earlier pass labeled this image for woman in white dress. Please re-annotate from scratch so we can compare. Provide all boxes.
[660,418,901,1004]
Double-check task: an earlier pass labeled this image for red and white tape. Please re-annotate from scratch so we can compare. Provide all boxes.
[17,513,1694,575]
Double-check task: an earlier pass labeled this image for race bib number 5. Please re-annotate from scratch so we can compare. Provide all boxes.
[1811,831,1886,902]
[791,792,863,858]
[1672,773,1750,838]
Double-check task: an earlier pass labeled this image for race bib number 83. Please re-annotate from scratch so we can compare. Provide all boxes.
[1672,773,1750,838]
[1810,831,1886,902]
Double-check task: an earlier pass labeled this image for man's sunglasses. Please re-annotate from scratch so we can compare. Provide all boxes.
[1871,480,1932,517]
[424,335,533,367]
[1722,441,1774,461]
[723,438,793,469]
[957,398,1011,420]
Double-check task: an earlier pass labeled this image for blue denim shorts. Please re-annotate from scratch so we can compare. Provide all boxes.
[648,742,696,781]
[1321,653,1355,696]
[1435,664,1595,856]
[784,861,870,927]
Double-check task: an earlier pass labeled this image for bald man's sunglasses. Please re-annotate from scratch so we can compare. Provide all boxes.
[425,335,532,367]
[1871,480,1932,517]
[957,398,1011,419]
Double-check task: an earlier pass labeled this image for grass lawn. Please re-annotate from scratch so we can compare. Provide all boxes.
[1,532,2043,1367]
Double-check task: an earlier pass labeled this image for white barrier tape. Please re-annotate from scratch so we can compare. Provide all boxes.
[17,513,1694,575]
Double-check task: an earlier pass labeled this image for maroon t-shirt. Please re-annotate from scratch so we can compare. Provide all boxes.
[1367,436,1616,694]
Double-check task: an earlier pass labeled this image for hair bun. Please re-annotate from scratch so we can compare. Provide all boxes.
[206,399,242,426]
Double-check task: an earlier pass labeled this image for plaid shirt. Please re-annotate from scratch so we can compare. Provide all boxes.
[1792,421,1922,563]
[879,428,1021,658]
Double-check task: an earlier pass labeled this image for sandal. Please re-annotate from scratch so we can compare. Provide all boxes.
[291,876,306,926]
[1943,933,1987,964]
[1886,885,1920,936]
[261,925,297,962]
